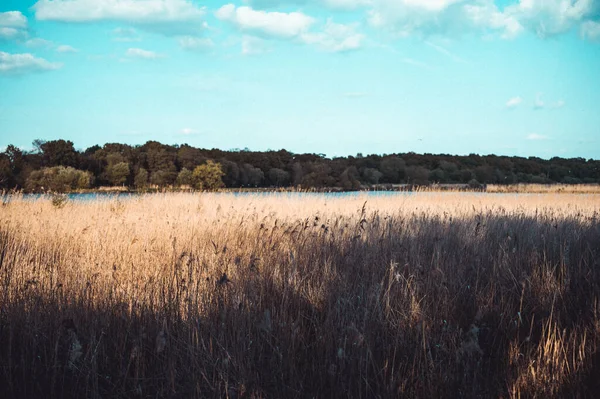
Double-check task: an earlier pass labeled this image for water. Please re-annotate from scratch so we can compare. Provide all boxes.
[3,190,522,204]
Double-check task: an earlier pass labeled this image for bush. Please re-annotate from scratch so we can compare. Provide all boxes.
[25,166,93,192]
[192,161,225,190]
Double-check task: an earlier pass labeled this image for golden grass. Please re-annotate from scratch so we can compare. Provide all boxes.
[1,192,599,398]
[487,183,600,194]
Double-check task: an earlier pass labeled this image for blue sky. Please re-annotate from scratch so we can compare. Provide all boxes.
[1,0,599,159]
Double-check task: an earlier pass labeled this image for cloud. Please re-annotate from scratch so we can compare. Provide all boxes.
[0,51,62,75]
[551,99,566,108]
[0,11,27,28]
[112,27,142,42]
[300,19,364,52]
[25,38,54,48]
[125,48,165,59]
[366,0,599,40]
[180,127,199,135]
[178,36,214,51]
[242,35,271,55]
[503,0,597,39]
[56,45,78,53]
[0,11,28,40]
[505,96,523,108]
[581,20,600,41]
[526,133,550,140]
[215,5,314,38]
[33,0,206,35]
[247,0,371,10]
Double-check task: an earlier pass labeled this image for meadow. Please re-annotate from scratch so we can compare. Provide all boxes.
[1,192,599,398]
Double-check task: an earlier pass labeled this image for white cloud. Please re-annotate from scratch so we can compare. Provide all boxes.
[463,1,524,39]
[366,0,599,40]
[242,35,271,55]
[503,0,596,38]
[215,5,314,38]
[25,38,54,48]
[581,20,600,40]
[33,0,206,35]
[506,96,523,108]
[0,11,27,28]
[0,11,28,40]
[178,36,214,51]
[301,19,364,52]
[248,0,371,10]
[56,45,78,53]
[180,127,198,135]
[551,99,566,108]
[0,51,62,75]
[125,48,165,59]
[112,27,142,42]
[526,133,549,140]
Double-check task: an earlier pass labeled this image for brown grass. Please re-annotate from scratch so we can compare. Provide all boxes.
[487,184,600,194]
[1,192,599,398]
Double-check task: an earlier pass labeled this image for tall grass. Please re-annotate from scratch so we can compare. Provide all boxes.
[1,192,599,398]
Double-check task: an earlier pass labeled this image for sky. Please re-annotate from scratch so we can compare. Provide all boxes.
[0,0,599,159]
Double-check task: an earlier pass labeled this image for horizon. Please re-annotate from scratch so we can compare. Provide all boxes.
[2,138,600,162]
[1,0,600,159]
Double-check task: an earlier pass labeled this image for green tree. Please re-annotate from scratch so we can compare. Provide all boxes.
[176,168,194,186]
[134,168,148,189]
[192,161,225,190]
[36,139,79,167]
[25,166,92,192]
[106,162,130,186]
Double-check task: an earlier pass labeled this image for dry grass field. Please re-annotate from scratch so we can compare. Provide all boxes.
[1,192,599,398]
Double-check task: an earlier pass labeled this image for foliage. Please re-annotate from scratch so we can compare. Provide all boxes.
[1,139,599,191]
[105,162,130,186]
[192,161,225,190]
[25,166,93,192]
[134,168,149,189]
[175,168,194,187]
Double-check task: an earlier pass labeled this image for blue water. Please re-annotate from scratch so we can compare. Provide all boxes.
[2,190,522,204]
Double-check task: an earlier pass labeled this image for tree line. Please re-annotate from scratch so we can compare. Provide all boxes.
[1,139,599,192]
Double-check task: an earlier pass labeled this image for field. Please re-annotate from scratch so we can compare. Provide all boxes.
[1,192,599,398]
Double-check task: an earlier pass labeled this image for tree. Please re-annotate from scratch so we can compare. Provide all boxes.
[37,139,79,167]
[0,153,12,188]
[176,168,194,186]
[106,162,130,186]
[134,168,148,189]
[380,157,406,183]
[25,166,92,192]
[339,166,361,190]
[362,167,383,184]
[406,166,430,185]
[192,161,225,190]
[240,163,264,187]
[268,168,290,187]
[220,160,240,187]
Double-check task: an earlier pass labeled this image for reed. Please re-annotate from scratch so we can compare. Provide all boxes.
[1,192,599,398]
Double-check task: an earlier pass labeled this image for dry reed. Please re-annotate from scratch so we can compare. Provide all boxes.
[0,192,599,398]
